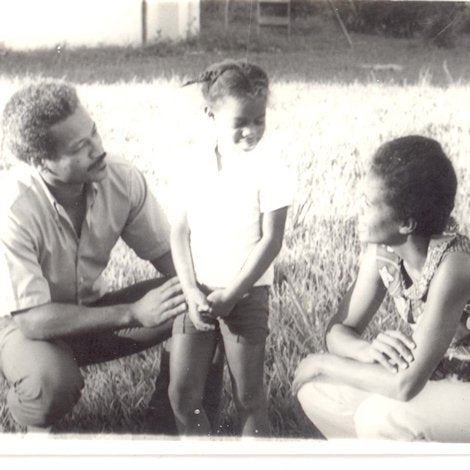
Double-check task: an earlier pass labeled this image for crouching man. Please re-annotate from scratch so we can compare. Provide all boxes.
[0,80,221,433]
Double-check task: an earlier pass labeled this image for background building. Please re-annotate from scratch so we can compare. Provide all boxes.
[0,0,200,50]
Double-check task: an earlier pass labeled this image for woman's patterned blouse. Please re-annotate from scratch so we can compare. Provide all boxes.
[376,233,470,381]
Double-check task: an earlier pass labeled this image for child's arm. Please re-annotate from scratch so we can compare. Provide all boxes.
[293,248,470,401]
[207,206,288,318]
[170,210,214,331]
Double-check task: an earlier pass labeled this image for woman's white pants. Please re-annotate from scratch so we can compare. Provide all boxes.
[297,376,470,442]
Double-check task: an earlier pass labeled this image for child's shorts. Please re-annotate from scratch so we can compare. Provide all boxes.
[172,286,269,345]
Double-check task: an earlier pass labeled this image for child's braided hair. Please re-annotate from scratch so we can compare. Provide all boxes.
[184,60,269,105]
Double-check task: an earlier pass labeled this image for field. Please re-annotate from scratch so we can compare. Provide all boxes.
[0,15,470,440]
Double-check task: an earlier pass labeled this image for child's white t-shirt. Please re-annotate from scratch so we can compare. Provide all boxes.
[172,141,295,288]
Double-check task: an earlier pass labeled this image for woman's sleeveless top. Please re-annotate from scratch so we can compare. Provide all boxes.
[376,233,470,381]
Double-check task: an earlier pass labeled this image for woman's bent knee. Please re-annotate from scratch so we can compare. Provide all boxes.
[354,395,426,441]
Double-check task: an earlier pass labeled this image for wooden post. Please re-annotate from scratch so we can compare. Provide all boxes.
[328,0,353,48]
[141,0,147,46]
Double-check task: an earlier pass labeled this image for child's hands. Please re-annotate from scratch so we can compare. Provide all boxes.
[186,287,215,331]
[206,289,236,319]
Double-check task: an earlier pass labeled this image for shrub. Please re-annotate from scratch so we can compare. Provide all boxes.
[341,1,470,47]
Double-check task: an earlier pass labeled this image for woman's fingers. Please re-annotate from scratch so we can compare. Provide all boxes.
[384,330,416,352]
[371,331,415,369]
[372,339,409,369]
[369,348,399,373]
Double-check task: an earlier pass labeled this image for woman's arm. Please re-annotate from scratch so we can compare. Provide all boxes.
[207,207,288,317]
[296,251,470,401]
[326,244,387,360]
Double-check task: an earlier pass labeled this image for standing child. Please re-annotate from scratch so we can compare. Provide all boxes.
[169,60,293,437]
[294,136,470,441]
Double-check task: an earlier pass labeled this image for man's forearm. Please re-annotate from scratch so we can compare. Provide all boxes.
[13,302,136,341]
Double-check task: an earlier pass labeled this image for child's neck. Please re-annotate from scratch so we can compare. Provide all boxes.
[215,143,244,171]
[393,234,430,279]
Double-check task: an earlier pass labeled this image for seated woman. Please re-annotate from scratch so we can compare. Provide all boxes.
[293,135,470,442]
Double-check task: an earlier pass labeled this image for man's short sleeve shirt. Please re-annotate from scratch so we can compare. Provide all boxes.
[0,158,170,315]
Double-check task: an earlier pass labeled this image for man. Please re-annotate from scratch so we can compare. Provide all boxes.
[0,80,221,433]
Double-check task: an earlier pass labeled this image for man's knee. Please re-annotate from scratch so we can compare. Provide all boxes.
[354,395,426,441]
[7,364,84,428]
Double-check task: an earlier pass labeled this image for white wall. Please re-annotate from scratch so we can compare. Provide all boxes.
[147,0,199,41]
[0,0,200,50]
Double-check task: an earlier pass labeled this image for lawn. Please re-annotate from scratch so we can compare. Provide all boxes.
[0,13,469,439]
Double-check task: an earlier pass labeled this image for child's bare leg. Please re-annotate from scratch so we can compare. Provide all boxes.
[224,339,269,437]
[169,332,218,436]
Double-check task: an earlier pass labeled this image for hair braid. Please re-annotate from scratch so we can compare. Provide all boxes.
[183,59,269,105]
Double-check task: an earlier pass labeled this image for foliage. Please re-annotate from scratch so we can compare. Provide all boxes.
[200,0,470,48]
[341,1,470,47]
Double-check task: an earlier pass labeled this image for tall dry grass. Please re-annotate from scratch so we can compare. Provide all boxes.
[0,77,469,437]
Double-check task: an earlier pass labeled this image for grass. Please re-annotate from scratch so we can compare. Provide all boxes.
[0,14,470,439]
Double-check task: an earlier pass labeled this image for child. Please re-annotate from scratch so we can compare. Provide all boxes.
[294,136,470,441]
[169,60,293,436]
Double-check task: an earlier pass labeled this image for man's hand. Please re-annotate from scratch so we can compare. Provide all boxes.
[206,289,236,319]
[130,277,187,327]
[292,353,323,396]
[186,287,215,332]
[359,330,416,373]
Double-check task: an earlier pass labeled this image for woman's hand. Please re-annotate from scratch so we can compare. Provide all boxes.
[186,287,215,331]
[292,353,324,396]
[360,330,416,373]
[206,289,236,319]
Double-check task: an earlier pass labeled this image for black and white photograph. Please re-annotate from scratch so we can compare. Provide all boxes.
[0,0,469,461]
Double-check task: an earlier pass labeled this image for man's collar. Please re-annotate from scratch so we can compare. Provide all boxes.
[28,165,98,213]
